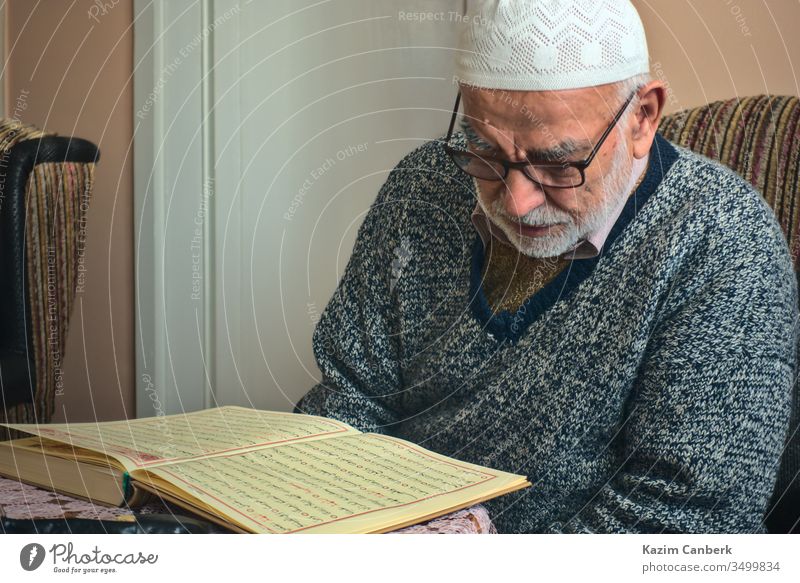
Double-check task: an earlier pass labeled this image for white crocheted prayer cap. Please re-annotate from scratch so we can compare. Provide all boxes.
[456,0,650,91]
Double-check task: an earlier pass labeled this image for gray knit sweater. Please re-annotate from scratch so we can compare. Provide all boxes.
[294,132,799,533]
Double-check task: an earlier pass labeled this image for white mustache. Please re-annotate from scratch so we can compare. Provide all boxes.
[491,198,572,227]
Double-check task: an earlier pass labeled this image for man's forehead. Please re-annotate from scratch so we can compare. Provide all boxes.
[460,115,592,160]
[458,85,611,159]
[460,83,616,122]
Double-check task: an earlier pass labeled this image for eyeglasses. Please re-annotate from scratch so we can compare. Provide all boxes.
[443,90,637,189]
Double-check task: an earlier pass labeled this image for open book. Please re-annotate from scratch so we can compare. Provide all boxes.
[0,406,530,533]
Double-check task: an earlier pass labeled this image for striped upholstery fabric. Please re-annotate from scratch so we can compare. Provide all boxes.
[22,162,95,422]
[0,120,96,428]
[660,96,800,268]
[0,121,45,151]
[660,96,800,531]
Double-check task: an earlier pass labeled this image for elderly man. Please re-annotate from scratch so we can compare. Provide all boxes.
[294,0,798,533]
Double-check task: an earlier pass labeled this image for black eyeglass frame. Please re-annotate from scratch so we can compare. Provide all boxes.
[443,90,638,189]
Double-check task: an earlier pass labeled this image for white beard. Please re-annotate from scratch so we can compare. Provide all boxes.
[480,138,633,258]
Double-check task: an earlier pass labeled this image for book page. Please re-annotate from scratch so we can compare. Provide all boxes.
[135,433,530,533]
[1,407,359,470]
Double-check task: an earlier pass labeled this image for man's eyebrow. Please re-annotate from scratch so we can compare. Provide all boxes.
[524,138,593,163]
[460,118,493,147]
[459,118,592,163]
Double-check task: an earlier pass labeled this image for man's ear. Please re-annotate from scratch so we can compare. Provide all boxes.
[631,80,667,159]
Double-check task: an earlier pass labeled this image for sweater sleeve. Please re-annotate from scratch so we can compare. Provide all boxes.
[292,163,407,434]
[548,200,799,534]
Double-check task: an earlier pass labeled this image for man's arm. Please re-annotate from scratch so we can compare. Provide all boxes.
[548,201,798,533]
[293,164,408,434]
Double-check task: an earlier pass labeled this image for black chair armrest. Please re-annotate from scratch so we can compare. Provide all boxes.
[0,136,100,406]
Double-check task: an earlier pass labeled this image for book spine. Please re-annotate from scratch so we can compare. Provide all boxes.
[122,471,132,502]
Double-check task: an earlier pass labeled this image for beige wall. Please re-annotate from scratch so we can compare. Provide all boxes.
[633,0,800,113]
[5,0,135,422]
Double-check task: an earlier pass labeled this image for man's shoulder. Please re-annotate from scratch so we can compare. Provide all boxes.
[669,142,769,210]
[392,136,451,172]
[659,139,782,241]
[353,135,477,259]
[651,138,794,291]
[387,134,469,189]
[374,133,477,217]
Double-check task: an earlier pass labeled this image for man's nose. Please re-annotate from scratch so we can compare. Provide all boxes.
[502,168,547,218]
